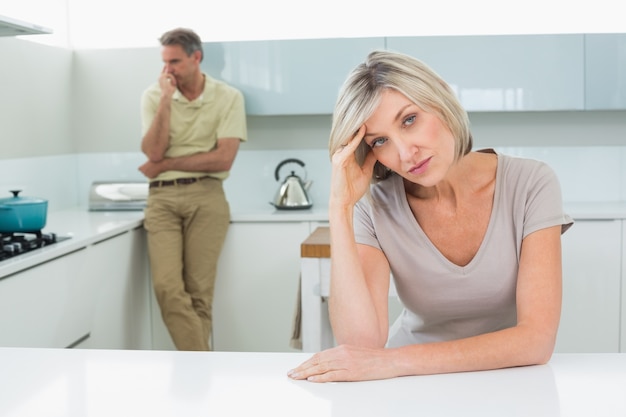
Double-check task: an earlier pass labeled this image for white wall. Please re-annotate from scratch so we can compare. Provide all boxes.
[0,37,72,158]
[3,145,626,214]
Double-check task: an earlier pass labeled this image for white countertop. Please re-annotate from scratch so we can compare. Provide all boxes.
[0,209,145,279]
[2,201,625,278]
[235,201,626,221]
[564,201,626,220]
[0,205,328,279]
[0,348,624,417]
[229,205,330,222]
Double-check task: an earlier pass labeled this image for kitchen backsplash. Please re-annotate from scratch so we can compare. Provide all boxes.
[73,150,332,212]
[0,154,79,211]
[1,146,625,213]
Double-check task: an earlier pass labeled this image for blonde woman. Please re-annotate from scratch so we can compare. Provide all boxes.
[288,50,572,382]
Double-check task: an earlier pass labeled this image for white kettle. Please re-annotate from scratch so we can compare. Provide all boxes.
[271,158,313,210]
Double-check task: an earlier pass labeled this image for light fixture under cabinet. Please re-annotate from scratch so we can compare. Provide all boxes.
[0,14,52,37]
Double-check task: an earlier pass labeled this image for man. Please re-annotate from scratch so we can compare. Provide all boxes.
[139,28,247,351]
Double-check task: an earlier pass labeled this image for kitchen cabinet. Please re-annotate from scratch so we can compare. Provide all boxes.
[555,219,622,353]
[585,34,626,110]
[202,37,385,115]
[0,247,93,348]
[88,227,152,350]
[150,221,321,352]
[299,227,403,352]
[198,33,626,114]
[622,223,626,353]
[385,34,585,111]
[213,222,312,351]
[0,211,151,350]
[301,220,623,354]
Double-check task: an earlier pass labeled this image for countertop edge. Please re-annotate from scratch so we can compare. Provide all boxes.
[0,206,328,279]
[1,209,144,279]
[3,201,626,278]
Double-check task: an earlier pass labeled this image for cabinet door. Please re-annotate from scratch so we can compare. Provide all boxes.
[89,228,152,350]
[386,34,584,111]
[212,222,312,351]
[0,248,92,348]
[622,222,626,354]
[585,34,626,110]
[202,38,385,115]
[555,220,621,353]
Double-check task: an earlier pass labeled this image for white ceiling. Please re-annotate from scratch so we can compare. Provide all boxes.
[4,0,626,49]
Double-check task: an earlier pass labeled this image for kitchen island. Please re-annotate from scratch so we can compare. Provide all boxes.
[0,347,624,417]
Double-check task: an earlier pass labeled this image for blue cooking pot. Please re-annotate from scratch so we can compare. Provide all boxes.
[0,190,48,233]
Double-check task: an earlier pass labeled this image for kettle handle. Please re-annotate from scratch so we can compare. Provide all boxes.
[274,158,306,181]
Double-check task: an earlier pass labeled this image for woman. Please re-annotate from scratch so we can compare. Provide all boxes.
[288,50,573,382]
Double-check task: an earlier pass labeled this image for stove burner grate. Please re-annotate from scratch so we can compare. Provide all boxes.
[1,231,70,261]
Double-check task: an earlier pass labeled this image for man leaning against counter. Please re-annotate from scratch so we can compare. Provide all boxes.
[138,27,247,351]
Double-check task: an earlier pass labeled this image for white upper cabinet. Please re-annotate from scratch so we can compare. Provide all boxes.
[199,34,626,114]
[585,34,626,110]
[202,38,385,115]
[386,35,585,112]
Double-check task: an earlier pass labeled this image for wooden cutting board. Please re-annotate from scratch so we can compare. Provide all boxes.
[300,227,330,258]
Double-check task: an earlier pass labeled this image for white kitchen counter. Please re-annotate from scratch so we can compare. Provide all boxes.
[0,205,329,280]
[565,201,626,220]
[0,209,145,279]
[230,205,329,222]
[0,348,624,417]
[233,201,626,222]
[238,201,626,221]
[2,201,623,279]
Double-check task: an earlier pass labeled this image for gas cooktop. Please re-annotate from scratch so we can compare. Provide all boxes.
[0,232,72,262]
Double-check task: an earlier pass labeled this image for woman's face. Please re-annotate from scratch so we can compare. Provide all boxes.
[362,89,456,187]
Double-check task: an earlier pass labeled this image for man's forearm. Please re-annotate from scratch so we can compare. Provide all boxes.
[166,138,240,173]
[141,96,172,162]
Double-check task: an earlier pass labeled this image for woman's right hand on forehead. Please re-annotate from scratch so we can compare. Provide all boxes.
[329,126,377,209]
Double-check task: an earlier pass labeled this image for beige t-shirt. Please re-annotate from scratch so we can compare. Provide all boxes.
[141,73,247,181]
[353,150,573,347]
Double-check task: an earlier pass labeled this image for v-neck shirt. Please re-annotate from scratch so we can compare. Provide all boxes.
[353,150,573,347]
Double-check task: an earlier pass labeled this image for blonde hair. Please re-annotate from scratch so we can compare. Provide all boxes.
[329,50,473,181]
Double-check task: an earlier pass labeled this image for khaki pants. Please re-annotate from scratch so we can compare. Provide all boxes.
[144,177,230,351]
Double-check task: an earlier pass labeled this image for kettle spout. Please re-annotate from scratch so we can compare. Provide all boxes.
[303,180,313,191]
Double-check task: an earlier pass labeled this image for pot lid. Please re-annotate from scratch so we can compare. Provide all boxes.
[0,190,47,205]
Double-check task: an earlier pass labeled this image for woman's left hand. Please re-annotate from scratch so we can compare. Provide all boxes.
[287,344,396,382]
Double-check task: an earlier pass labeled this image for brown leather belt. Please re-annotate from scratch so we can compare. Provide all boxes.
[149,176,213,188]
